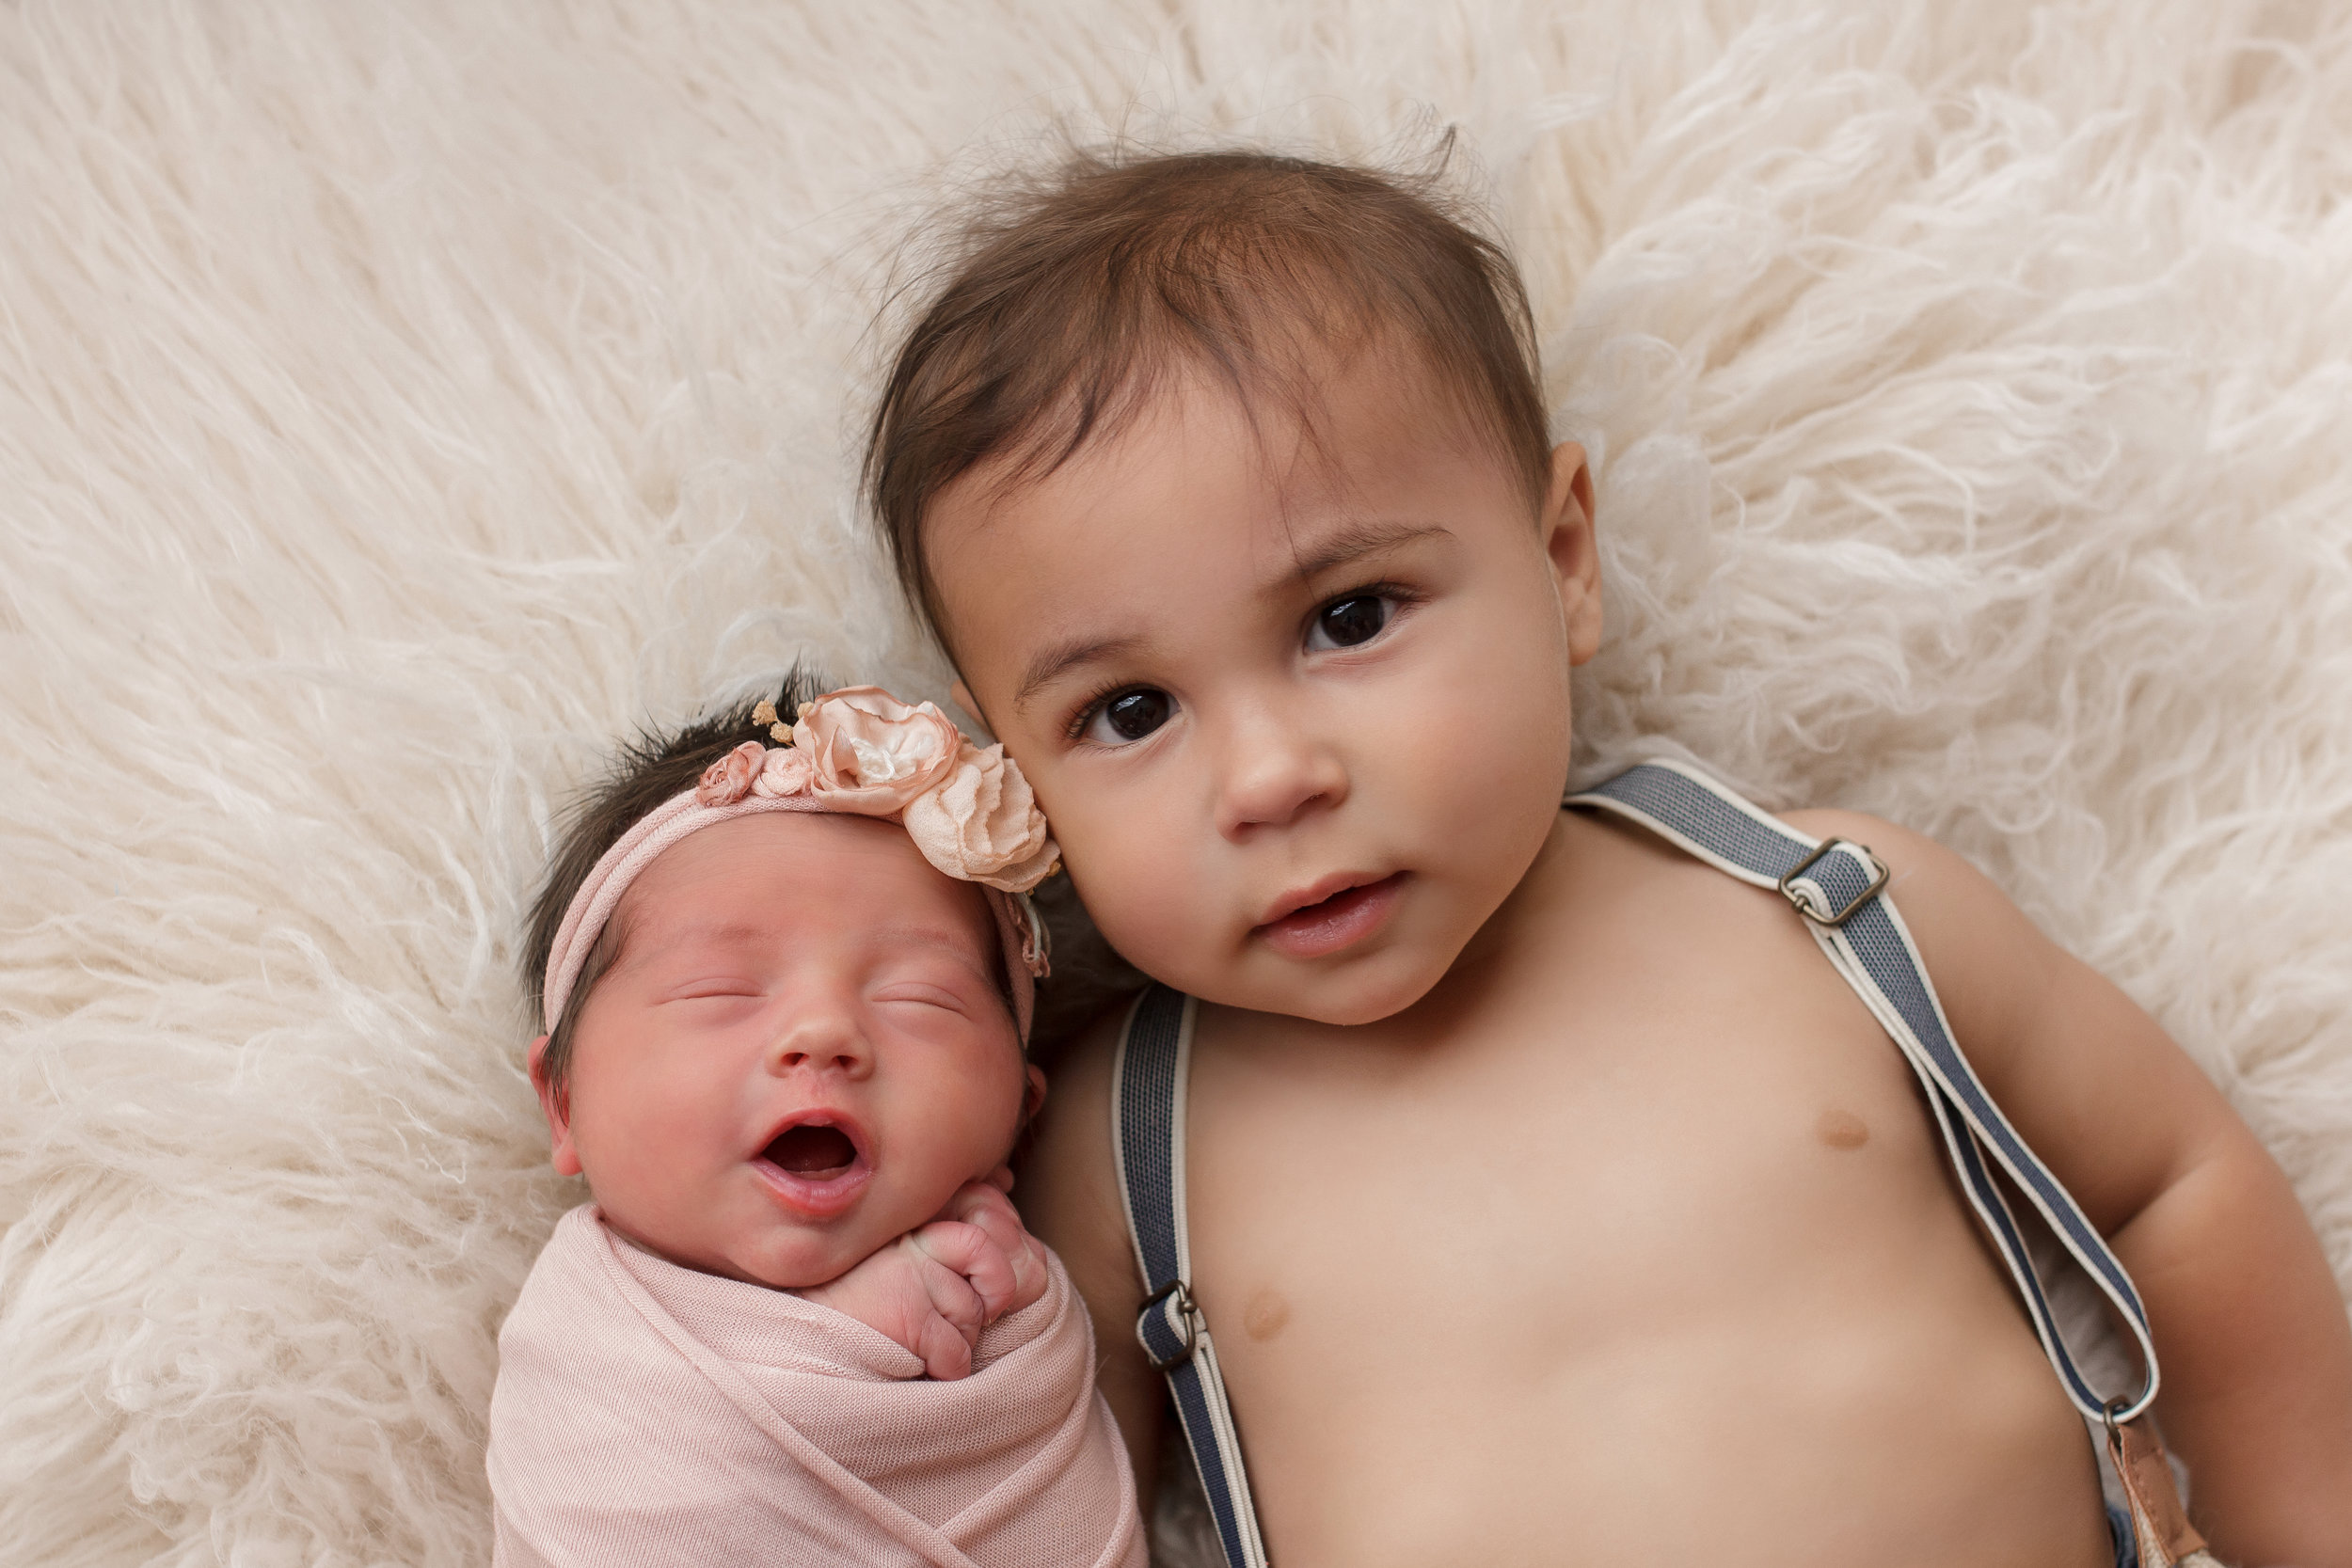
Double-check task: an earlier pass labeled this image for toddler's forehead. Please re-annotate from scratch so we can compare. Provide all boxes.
[969,333,1493,505]
[928,346,1520,610]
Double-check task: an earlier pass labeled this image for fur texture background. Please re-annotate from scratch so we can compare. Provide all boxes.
[4,1,2349,1562]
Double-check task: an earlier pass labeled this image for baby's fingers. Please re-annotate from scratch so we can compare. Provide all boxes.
[910,1304,976,1381]
[940,1182,1046,1312]
[909,1217,1022,1326]
[888,1231,985,1379]
[938,1178,1021,1234]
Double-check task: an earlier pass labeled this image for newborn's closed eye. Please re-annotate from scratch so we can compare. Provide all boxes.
[871,982,973,1013]
[670,980,764,999]
[661,980,767,1015]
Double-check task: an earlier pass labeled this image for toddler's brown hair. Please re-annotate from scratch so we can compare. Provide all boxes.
[863,145,1551,641]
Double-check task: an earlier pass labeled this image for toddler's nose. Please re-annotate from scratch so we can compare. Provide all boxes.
[1213,702,1349,839]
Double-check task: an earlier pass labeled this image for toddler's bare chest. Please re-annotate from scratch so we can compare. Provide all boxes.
[1184,921,1955,1354]
[1168,891,2087,1562]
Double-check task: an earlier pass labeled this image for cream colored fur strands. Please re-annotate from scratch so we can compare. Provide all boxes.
[4,2,2350,1563]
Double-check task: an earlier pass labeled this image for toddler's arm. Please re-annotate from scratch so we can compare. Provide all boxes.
[1018,1020,1168,1503]
[796,1177,1050,1380]
[1797,809,2352,1568]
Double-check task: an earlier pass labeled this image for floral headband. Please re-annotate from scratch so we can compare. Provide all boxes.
[541,686,1059,1041]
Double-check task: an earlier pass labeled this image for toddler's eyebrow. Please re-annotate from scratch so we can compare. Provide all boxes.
[1284,517,1452,581]
[1014,633,1145,713]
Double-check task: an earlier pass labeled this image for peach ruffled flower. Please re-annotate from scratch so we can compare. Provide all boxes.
[687,689,1054,892]
[694,741,766,807]
[902,740,1061,893]
[793,687,961,814]
[750,745,813,799]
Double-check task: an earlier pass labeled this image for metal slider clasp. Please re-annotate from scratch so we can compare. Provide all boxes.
[1137,1279,1202,1371]
[1778,838,1890,927]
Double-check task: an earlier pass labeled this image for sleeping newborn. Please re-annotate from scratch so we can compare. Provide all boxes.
[486,681,1144,1568]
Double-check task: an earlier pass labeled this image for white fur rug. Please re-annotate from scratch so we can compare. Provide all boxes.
[5,2,2350,1562]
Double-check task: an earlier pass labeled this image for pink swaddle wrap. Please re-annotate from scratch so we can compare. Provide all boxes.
[487,1207,1145,1568]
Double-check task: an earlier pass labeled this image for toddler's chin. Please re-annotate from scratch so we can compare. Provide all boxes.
[1235,952,1450,1027]
[1292,979,1438,1027]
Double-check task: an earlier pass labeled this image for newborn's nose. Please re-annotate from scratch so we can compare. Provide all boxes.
[768,1008,873,1079]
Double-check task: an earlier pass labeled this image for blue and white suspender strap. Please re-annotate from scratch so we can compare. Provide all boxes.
[1566,758,2160,1424]
[1111,986,1269,1568]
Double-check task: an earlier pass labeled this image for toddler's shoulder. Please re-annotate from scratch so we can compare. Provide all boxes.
[1025,1001,1129,1195]
[1785,807,1959,904]
[1777,807,2036,941]
[1019,999,1146,1300]
[1774,805,2069,1045]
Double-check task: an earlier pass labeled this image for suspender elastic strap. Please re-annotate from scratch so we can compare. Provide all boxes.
[1111,988,1269,1568]
[1566,758,2160,1423]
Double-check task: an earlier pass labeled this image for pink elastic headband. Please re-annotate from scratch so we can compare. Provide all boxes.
[541,687,1057,1041]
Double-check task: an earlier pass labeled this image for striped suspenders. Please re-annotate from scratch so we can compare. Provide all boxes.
[1111,984,1268,1568]
[1111,759,2175,1568]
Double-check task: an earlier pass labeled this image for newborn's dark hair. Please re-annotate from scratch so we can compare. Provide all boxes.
[863,141,1552,644]
[523,666,834,1095]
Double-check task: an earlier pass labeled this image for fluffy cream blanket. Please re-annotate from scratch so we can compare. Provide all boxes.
[3,2,2348,1564]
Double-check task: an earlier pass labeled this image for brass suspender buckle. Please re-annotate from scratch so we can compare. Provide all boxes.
[1137,1279,1201,1371]
[1778,838,1889,927]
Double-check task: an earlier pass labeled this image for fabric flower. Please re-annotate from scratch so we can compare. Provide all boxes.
[750,745,813,799]
[694,741,766,807]
[901,740,1061,892]
[793,687,961,814]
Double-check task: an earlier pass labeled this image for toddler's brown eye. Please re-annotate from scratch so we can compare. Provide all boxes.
[1311,594,1391,650]
[1084,688,1173,745]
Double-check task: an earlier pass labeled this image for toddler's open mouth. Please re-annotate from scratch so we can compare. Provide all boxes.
[752,1114,872,1218]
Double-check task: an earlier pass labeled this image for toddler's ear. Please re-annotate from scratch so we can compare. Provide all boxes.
[1542,440,1603,665]
[528,1035,583,1178]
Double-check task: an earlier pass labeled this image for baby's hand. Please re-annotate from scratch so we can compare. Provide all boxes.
[797,1179,1050,1380]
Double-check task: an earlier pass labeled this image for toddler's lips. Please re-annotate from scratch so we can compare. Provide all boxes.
[1252,872,1405,960]
[752,1113,872,1219]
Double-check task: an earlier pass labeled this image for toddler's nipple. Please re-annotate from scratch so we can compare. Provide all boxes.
[1242,1288,1291,1343]
[1815,1108,1870,1151]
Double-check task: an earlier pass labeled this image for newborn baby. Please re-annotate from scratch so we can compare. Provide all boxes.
[486,681,1144,1568]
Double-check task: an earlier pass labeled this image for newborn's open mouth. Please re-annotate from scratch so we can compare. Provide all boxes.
[763,1123,859,1180]
[751,1113,873,1218]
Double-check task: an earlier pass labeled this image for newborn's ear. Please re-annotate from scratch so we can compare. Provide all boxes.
[1024,1063,1048,1121]
[528,1035,582,1177]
